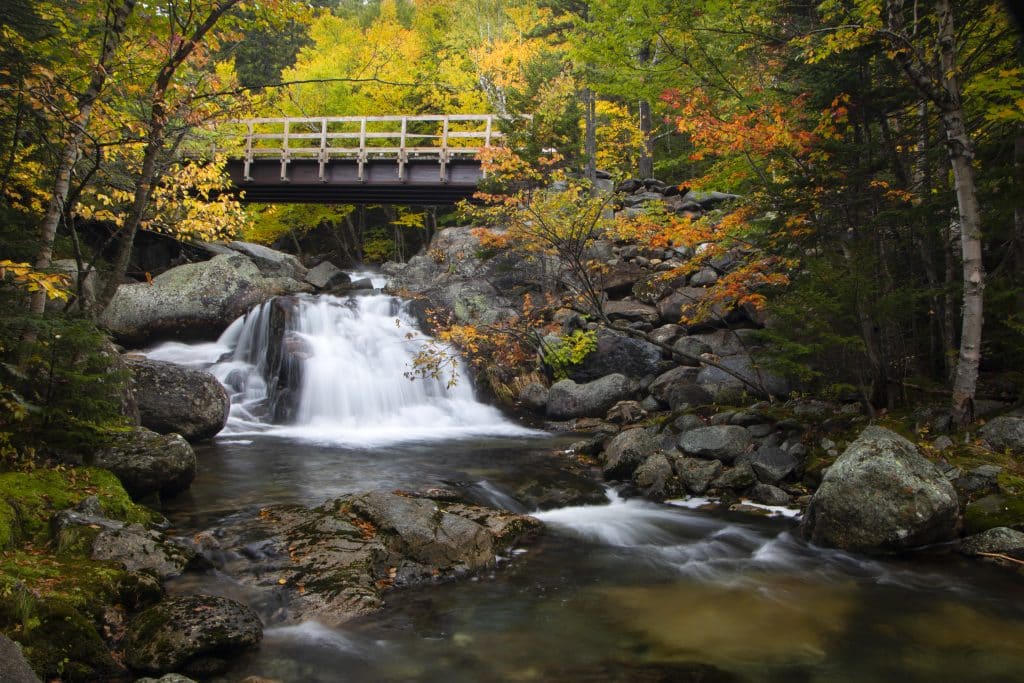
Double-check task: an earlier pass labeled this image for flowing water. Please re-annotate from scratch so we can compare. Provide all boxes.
[144,279,1024,683]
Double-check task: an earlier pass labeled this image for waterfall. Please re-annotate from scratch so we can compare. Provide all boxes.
[145,291,537,446]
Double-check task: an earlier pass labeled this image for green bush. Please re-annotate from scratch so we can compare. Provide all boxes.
[542,330,597,380]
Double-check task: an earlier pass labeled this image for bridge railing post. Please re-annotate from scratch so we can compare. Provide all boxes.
[439,116,450,183]
[398,117,408,182]
[280,119,291,182]
[243,121,254,181]
[318,118,328,182]
[358,119,367,182]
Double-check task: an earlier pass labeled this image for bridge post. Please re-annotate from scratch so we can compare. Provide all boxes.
[397,117,408,182]
[243,121,254,181]
[317,118,328,182]
[280,119,291,182]
[357,119,367,182]
[439,116,449,183]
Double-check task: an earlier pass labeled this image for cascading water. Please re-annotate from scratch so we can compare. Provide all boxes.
[145,288,537,446]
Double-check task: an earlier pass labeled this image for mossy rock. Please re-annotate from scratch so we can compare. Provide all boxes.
[8,600,120,682]
[964,494,1024,535]
[0,467,154,547]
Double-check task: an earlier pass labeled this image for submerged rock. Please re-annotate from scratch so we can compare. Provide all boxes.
[801,427,959,553]
[126,358,228,441]
[125,594,263,676]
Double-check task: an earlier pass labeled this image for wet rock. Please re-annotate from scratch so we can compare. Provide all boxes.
[91,525,195,578]
[648,366,710,410]
[959,527,1024,559]
[136,675,199,683]
[678,426,752,463]
[633,452,679,501]
[567,330,662,383]
[304,261,351,290]
[9,600,121,681]
[546,374,635,420]
[673,414,704,433]
[602,428,662,480]
[100,254,311,346]
[980,416,1024,455]
[710,463,756,491]
[92,427,196,499]
[801,427,959,553]
[747,447,800,484]
[126,358,228,441]
[0,633,41,683]
[669,456,723,495]
[749,483,792,506]
[515,473,608,510]
[126,595,263,676]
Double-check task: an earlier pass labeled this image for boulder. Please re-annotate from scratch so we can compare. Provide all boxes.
[747,447,800,484]
[959,527,1024,559]
[602,428,662,480]
[656,287,724,327]
[696,356,790,402]
[567,330,663,383]
[599,262,647,297]
[670,456,723,495]
[126,358,228,441]
[749,483,792,506]
[963,494,1024,534]
[603,300,659,325]
[633,452,676,497]
[0,633,41,683]
[225,241,307,280]
[648,324,684,347]
[672,336,713,365]
[688,267,719,287]
[678,426,752,463]
[801,427,959,553]
[710,463,756,491]
[518,382,549,412]
[100,254,311,346]
[647,366,711,410]
[92,427,196,499]
[304,261,351,290]
[980,416,1024,455]
[46,259,97,313]
[126,595,263,676]
[546,374,635,420]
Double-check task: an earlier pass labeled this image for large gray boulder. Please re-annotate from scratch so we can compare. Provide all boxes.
[979,416,1024,455]
[678,425,752,463]
[92,427,196,499]
[304,260,351,290]
[100,254,311,346]
[801,427,959,553]
[696,356,790,402]
[648,366,712,410]
[602,427,662,480]
[546,374,635,419]
[225,241,307,280]
[0,634,41,683]
[125,595,263,676]
[567,330,663,383]
[126,358,228,441]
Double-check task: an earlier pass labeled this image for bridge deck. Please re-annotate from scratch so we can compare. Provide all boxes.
[221,115,498,205]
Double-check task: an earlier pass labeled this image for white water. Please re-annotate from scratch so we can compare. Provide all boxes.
[145,291,537,447]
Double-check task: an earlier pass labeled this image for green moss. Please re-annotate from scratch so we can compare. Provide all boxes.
[0,466,154,546]
[6,598,119,682]
[964,494,1024,535]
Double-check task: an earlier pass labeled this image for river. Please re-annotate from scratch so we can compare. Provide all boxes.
[142,280,1024,683]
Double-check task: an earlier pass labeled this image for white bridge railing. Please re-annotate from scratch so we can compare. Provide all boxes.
[233,114,501,183]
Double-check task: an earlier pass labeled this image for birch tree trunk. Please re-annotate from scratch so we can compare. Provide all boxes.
[30,0,136,315]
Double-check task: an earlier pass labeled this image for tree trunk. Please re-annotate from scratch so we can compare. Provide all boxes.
[582,87,597,183]
[30,0,136,314]
[638,99,653,178]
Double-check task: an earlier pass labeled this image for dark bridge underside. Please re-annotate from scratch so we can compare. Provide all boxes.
[225,158,483,205]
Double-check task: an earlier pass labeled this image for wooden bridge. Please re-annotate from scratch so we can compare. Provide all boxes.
[221,114,500,205]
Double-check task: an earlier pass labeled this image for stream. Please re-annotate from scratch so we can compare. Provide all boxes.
[143,277,1024,683]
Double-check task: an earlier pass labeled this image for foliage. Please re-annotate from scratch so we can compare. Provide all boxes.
[541,329,597,380]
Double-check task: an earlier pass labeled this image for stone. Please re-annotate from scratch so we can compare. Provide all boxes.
[604,300,660,325]
[304,261,351,290]
[953,464,1002,502]
[980,416,1024,455]
[518,382,549,413]
[92,427,196,499]
[91,524,195,578]
[47,259,97,313]
[669,455,723,495]
[602,428,662,480]
[671,336,712,365]
[126,595,263,676]
[656,287,724,327]
[648,366,711,410]
[599,262,647,297]
[349,277,374,290]
[696,356,790,402]
[801,427,959,553]
[632,271,689,304]
[126,358,228,441]
[678,425,752,463]
[622,191,665,208]
[688,267,719,286]
[546,374,635,420]
[606,400,647,424]
[747,447,800,484]
[648,324,684,347]
[616,178,643,193]
[0,633,41,683]
[633,452,679,501]
[136,676,199,683]
[100,254,312,346]
[673,414,704,433]
[749,483,792,506]
[567,329,663,383]
[964,494,1024,535]
[959,527,1024,559]
[683,190,741,209]
[225,241,307,280]
[710,463,756,491]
